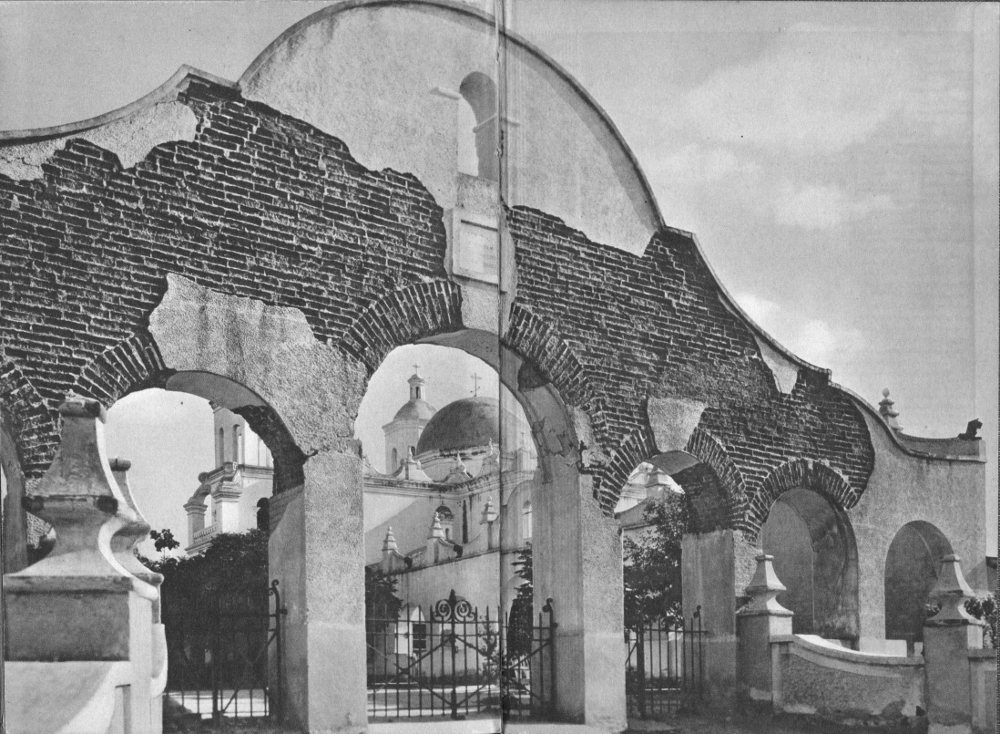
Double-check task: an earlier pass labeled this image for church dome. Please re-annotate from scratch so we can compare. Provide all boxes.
[392,398,436,422]
[416,397,505,454]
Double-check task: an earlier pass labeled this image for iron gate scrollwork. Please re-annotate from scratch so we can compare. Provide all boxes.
[625,605,706,719]
[367,589,556,721]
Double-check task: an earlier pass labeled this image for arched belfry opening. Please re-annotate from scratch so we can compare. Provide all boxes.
[458,71,498,181]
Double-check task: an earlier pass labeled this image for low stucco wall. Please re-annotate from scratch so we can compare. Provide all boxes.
[969,649,997,734]
[772,634,924,728]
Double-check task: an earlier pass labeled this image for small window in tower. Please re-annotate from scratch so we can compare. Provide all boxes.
[391,448,398,470]
[216,428,224,466]
[414,385,422,399]
[521,500,532,541]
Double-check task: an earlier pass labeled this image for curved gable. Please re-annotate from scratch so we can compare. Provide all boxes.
[240,0,661,253]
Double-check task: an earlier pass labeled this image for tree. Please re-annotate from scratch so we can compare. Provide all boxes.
[149,528,180,554]
[365,566,403,620]
[507,546,534,656]
[622,491,688,628]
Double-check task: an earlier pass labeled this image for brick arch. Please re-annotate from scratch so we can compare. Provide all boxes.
[595,424,658,514]
[340,280,463,375]
[0,360,60,479]
[746,458,858,540]
[683,426,750,531]
[67,329,305,492]
[72,330,169,408]
[504,304,598,412]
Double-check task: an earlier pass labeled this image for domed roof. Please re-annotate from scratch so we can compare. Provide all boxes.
[392,398,436,422]
[416,397,505,454]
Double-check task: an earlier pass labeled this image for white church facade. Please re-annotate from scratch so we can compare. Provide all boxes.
[183,370,539,616]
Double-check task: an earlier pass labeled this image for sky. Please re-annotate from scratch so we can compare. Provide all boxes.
[1,1,996,552]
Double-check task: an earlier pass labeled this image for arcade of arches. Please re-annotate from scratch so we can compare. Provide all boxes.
[0,2,990,732]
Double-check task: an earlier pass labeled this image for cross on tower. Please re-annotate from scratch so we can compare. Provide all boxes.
[471,372,482,397]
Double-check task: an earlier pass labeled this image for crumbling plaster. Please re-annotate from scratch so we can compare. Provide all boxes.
[240,0,659,254]
[0,101,197,181]
[148,274,367,456]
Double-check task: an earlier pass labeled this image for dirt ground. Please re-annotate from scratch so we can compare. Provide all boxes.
[627,711,925,734]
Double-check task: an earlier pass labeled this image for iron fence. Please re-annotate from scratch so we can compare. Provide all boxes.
[625,605,706,719]
[163,579,285,722]
[366,589,555,721]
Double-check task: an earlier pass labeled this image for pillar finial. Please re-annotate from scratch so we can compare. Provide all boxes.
[110,458,163,592]
[878,388,902,430]
[739,553,792,617]
[926,554,980,626]
[17,396,134,582]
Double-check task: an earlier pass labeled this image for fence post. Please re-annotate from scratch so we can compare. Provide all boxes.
[922,554,983,733]
[544,597,556,717]
[736,554,792,709]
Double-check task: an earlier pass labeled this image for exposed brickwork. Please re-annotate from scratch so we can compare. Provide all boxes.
[684,426,749,530]
[600,425,657,512]
[506,207,874,515]
[747,458,857,540]
[505,304,596,411]
[0,78,449,475]
[342,281,462,374]
[71,331,168,407]
[0,361,58,477]
[673,463,729,534]
[0,75,874,523]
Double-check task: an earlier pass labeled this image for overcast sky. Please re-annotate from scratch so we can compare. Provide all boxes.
[1,1,996,552]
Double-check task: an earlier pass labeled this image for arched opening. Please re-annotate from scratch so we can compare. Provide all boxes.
[760,488,859,642]
[98,372,298,722]
[357,342,544,721]
[884,521,954,647]
[615,449,734,715]
[356,330,608,718]
[458,72,498,181]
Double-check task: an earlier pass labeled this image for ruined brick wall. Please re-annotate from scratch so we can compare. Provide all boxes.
[0,76,874,522]
[507,209,874,526]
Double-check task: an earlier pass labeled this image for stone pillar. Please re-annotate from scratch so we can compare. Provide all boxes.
[923,554,983,734]
[682,529,737,705]
[1,423,29,573]
[532,453,625,729]
[737,554,793,707]
[268,448,367,733]
[3,396,156,734]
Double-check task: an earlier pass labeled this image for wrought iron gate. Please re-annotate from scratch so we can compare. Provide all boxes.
[164,579,286,722]
[625,605,706,719]
[367,589,556,721]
